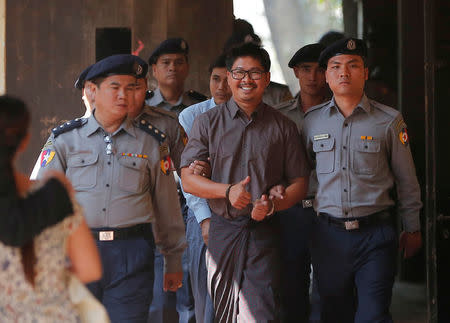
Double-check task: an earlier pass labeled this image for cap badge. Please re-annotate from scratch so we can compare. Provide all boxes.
[136,64,143,76]
[180,40,187,50]
[347,39,356,50]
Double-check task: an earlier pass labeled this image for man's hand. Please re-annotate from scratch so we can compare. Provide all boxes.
[163,272,183,292]
[399,231,422,258]
[251,194,272,221]
[228,176,252,209]
[269,184,286,200]
[200,218,211,246]
[189,158,211,178]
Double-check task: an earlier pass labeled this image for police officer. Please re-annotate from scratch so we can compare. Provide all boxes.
[302,38,423,323]
[147,38,203,323]
[146,37,207,116]
[36,54,186,323]
[274,43,327,323]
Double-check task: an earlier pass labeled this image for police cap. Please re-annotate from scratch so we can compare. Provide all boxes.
[148,38,189,65]
[86,54,148,81]
[318,38,367,68]
[74,65,93,90]
[288,43,325,68]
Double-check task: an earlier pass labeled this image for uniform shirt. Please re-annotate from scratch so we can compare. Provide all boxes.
[138,104,186,169]
[181,98,311,220]
[302,94,422,232]
[178,98,217,224]
[275,95,321,196]
[262,81,293,107]
[36,112,186,272]
[145,88,204,116]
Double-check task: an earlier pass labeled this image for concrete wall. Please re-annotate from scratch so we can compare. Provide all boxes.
[5,0,233,173]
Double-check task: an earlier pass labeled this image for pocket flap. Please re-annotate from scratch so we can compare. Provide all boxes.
[67,152,98,167]
[313,138,335,152]
[352,140,380,153]
[118,155,146,170]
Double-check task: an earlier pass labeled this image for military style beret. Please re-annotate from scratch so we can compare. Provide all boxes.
[74,65,93,90]
[318,38,367,68]
[86,54,148,81]
[288,43,326,68]
[148,38,189,65]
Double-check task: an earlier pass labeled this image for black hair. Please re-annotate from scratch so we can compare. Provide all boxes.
[225,42,271,72]
[208,54,227,74]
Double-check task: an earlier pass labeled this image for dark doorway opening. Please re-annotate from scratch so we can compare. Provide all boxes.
[96,27,131,62]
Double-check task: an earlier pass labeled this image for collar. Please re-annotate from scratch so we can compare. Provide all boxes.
[226,98,266,120]
[154,87,184,107]
[86,110,136,138]
[326,93,371,116]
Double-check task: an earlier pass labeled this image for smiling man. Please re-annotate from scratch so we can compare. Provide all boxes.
[302,38,422,323]
[181,42,310,322]
[36,54,186,323]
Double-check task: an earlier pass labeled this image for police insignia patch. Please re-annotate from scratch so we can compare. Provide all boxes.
[399,128,409,145]
[40,149,55,167]
[347,39,356,50]
[160,156,174,175]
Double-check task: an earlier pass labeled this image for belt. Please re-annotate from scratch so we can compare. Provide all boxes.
[302,196,315,209]
[91,223,152,241]
[318,210,391,231]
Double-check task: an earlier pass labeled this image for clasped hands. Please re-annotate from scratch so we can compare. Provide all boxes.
[189,161,281,221]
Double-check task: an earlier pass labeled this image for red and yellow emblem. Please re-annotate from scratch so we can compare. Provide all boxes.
[40,149,55,167]
[160,155,174,175]
[399,128,409,146]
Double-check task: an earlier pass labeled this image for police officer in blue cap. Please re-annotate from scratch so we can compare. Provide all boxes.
[302,38,422,323]
[147,38,201,323]
[274,43,328,323]
[36,54,186,323]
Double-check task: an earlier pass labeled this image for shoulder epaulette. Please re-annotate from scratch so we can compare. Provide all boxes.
[137,118,167,143]
[145,90,155,100]
[304,100,330,116]
[143,105,178,120]
[52,118,86,138]
[274,98,296,110]
[187,89,208,102]
[369,99,399,118]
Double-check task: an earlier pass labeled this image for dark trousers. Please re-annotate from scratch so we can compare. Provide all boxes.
[278,204,320,323]
[148,197,195,323]
[88,236,155,323]
[311,213,397,323]
[186,209,214,323]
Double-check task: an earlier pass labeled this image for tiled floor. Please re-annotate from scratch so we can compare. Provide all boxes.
[391,281,427,323]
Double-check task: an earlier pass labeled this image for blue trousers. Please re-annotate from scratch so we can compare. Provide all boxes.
[278,203,320,323]
[88,236,155,323]
[186,209,214,323]
[311,213,397,323]
[148,198,195,323]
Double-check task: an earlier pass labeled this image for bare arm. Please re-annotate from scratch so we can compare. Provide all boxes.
[272,177,308,212]
[67,217,102,283]
[181,166,228,199]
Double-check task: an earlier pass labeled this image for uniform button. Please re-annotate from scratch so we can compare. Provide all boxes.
[320,144,324,147]
[344,189,348,192]
[107,161,111,165]
[343,145,347,149]
[364,145,368,149]
[132,162,136,166]
[81,160,85,163]
[106,184,110,187]
[344,123,348,127]
[102,208,106,212]
[342,167,346,170]
[345,212,348,215]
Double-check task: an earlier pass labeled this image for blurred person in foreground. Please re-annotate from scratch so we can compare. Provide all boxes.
[0,95,102,322]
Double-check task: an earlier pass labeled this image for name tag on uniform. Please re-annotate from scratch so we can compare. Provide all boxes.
[99,231,114,241]
[313,134,330,141]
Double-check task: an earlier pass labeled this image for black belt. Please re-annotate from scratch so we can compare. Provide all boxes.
[318,210,391,231]
[91,223,152,241]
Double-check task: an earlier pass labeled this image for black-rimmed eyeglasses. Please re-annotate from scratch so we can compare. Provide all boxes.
[230,69,265,80]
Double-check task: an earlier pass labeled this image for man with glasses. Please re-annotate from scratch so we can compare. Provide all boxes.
[181,42,310,322]
[35,54,186,323]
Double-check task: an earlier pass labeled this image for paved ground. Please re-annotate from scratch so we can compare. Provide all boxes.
[391,281,427,323]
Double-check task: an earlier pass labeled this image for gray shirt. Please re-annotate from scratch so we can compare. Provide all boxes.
[275,95,322,196]
[36,112,186,272]
[146,88,205,116]
[181,98,311,220]
[302,95,422,232]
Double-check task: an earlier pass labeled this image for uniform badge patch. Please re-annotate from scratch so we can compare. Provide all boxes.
[160,156,175,175]
[399,128,409,146]
[40,149,55,167]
